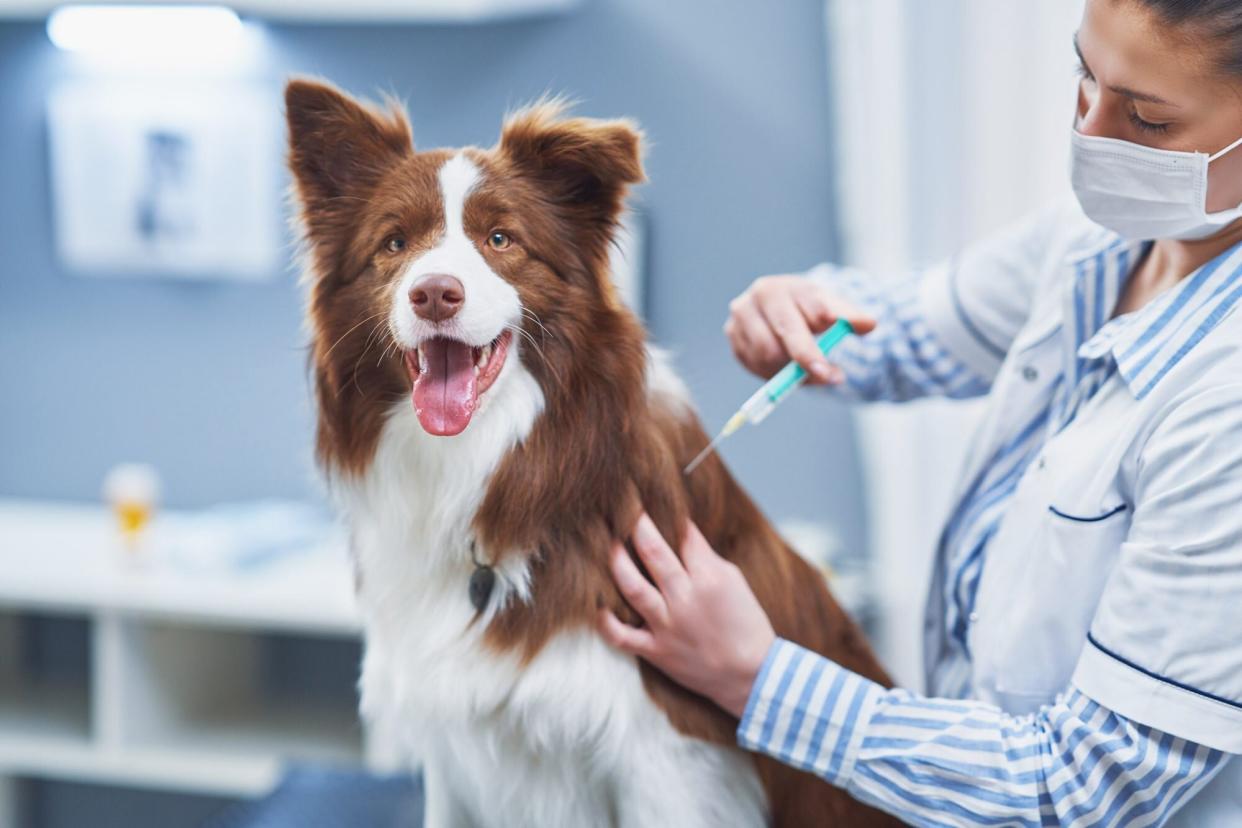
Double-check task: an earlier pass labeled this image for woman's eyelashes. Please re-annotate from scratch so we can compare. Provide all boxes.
[1128,111,1171,134]
[1075,62,1171,136]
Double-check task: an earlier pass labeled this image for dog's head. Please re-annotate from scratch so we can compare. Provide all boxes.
[286,79,646,472]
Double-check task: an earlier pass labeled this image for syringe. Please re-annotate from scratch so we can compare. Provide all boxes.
[684,319,855,475]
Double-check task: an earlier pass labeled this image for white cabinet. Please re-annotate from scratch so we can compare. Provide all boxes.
[0,500,373,824]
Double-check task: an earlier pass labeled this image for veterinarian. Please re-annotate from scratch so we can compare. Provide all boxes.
[600,0,1242,824]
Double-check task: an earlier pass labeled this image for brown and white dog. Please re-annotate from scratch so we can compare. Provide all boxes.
[286,78,896,827]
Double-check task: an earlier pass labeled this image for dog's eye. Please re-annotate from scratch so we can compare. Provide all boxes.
[384,236,406,254]
[487,231,512,251]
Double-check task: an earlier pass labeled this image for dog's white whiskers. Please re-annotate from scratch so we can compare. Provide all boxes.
[378,338,400,368]
[350,320,393,398]
[359,319,388,360]
[324,311,387,361]
[505,322,568,396]
[506,323,546,366]
[520,308,554,345]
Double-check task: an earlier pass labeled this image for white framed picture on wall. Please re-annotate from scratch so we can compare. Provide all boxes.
[46,80,282,281]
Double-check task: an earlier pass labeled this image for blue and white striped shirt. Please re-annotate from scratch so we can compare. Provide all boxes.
[739,642,1226,827]
[742,211,1242,827]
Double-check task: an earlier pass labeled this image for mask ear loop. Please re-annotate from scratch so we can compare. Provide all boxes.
[1203,135,1242,220]
[1208,134,1242,163]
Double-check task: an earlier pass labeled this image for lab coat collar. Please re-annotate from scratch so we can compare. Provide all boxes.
[1052,235,1143,405]
[1011,232,1134,360]
[1078,236,1242,399]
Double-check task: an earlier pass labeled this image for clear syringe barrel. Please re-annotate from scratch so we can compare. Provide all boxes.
[740,318,854,427]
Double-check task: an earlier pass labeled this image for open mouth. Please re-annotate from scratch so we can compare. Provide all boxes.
[404,330,513,436]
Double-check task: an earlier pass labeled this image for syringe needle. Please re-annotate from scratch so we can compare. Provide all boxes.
[684,411,747,475]
[683,320,856,478]
[684,430,726,475]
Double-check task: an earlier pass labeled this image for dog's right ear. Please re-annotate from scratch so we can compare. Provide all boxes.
[285,78,412,209]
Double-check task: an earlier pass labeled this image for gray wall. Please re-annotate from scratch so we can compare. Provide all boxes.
[0,2,865,546]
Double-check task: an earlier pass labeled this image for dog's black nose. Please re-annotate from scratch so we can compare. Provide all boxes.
[410,275,465,323]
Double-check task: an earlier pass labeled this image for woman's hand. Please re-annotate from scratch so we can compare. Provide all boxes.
[598,512,776,718]
[724,274,876,384]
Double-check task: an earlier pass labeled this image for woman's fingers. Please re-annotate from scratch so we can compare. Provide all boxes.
[754,289,832,383]
[678,518,719,573]
[609,542,668,626]
[725,274,878,384]
[598,608,658,658]
[725,295,785,378]
[792,285,877,336]
[599,509,778,718]
[631,513,689,597]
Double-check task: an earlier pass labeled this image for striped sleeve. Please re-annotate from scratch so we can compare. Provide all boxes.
[805,199,1086,400]
[737,639,1229,828]
[805,263,993,402]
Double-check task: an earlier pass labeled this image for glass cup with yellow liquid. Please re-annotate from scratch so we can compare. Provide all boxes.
[102,463,160,558]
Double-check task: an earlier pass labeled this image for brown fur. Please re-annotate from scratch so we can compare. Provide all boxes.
[287,77,898,827]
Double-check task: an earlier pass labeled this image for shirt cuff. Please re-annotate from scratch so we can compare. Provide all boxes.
[736,638,884,788]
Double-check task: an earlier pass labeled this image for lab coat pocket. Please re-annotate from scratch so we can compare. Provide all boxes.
[1043,501,1129,566]
[1047,503,1128,523]
[974,499,1130,710]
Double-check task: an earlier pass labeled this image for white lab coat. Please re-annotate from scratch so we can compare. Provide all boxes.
[912,201,1242,824]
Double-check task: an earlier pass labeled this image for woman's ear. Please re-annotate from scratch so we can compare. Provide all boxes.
[499,99,645,277]
[285,77,413,210]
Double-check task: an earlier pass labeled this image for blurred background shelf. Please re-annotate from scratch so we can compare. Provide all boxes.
[133,698,365,773]
[0,742,280,798]
[0,609,96,799]
[0,500,359,634]
[0,678,93,762]
[0,499,373,823]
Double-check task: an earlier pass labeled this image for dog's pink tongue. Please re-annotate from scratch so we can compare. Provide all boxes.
[412,338,477,436]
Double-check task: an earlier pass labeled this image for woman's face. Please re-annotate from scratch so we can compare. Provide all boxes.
[1076,0,1242,212]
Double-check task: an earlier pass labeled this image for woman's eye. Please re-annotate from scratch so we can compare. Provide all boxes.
[385,236,406,254]
[1128,111,1170,135]
[487,231,513,251]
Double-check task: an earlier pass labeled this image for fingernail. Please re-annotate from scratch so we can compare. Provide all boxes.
[811,361,831,381]
[634,513,657,540]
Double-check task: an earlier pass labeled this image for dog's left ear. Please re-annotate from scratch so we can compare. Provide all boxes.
[499,100,644,277]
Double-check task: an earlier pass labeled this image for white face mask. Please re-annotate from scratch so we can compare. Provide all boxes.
[1070,129,1242,241]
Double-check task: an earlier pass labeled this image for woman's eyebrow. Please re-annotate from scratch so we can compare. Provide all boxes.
[1073,34,1180,108]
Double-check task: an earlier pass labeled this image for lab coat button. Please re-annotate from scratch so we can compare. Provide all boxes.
[1022,365,1039,382]
[1038,456,1046,469]
[969,611,980,623]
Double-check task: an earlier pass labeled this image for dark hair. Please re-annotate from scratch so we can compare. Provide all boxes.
[1137,0,1242,76]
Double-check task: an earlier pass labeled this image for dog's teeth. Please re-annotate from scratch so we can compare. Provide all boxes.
[479,344,492,366]
[417,347,426,373]
[473,364,480,376]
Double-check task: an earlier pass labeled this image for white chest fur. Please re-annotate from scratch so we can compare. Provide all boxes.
[338,354,766,827]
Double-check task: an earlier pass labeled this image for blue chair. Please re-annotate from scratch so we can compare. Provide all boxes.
[206,765,424,828]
